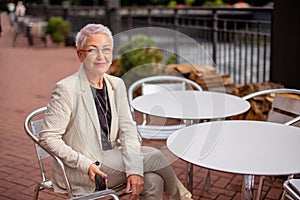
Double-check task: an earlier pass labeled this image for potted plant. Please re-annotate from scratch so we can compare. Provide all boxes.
[47,17,71,45]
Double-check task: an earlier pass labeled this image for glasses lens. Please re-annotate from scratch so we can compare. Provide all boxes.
[89,49,98,55]
[87,47,112,55]
[102,48,112,54]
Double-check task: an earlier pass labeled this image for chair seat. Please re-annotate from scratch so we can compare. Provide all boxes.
[285,179,300,196]
[289,179,300,194]
[137,124,186,139]
[284,179,300,200]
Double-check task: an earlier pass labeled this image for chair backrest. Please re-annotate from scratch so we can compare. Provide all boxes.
[15,17,28,35]
[25,107,50,180]
[24,106,73,197]
[128,75,202,103]
[268,94,300,127]
[127,75,203,124]
[31,119,49,159]
[142,82,185,95]
[29,21,48,37]
[25,107,122,200]
[242,88,300,127]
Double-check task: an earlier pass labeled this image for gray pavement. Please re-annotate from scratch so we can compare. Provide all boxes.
[0,13,285,200]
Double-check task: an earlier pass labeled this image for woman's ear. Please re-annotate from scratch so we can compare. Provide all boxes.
[76,50,84,62]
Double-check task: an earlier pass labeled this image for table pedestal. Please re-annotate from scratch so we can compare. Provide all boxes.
[187,163,193,192]
[242,175,254,200]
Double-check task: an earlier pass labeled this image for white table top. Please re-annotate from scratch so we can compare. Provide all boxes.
[167,120,300,176]
[131,91,250,120]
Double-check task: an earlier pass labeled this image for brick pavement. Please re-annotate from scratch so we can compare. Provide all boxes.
[0,13,286,200]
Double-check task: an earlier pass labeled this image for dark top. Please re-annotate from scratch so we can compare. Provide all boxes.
[92,82,112,150]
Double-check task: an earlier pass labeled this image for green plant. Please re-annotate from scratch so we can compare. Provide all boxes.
[47,17,71,44]
[166,54,177,65]
[168,0,177,7]
[117,35,164,77]
[185,0,195,6]
[203,0,226,6]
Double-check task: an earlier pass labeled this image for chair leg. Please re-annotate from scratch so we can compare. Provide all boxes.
[256,176,265,200]
[13,32,19,46]
[280,190,286,200]
[201,169,211,195]
[33,184,43,200]
[42,36,47,47]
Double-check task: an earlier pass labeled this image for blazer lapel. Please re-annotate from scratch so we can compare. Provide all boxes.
[78,66,101,135]
[104,75,118,141]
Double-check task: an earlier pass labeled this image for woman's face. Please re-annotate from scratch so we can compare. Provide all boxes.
[77,33,113,76]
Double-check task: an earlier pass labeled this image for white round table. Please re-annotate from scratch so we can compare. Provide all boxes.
[131,90,250,120]
[131,90,251,192]
[167,120,300,199]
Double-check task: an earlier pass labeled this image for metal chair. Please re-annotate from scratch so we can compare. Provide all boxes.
[24,106,120,200]
[13,17,29,45]
[283,175,300,200]
[242,88,300,200]
[242,88,300,127]
[128,75,202,142]
[128,75,209,194]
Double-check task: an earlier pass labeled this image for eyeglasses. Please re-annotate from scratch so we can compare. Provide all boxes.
[79,47,112,55]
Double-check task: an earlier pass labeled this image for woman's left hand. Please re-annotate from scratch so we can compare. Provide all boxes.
[126,174,144,200]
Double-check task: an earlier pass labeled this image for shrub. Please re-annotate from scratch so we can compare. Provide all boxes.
[117,35,164,77]
[47,17,71,44]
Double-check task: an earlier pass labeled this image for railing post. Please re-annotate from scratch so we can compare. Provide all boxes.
[256,22,261,82]
[212,9,218,65]
[104,0,120,34]
[62,1,70,20]
[174,8,179,63]
[42,0,50,21]
[127,7,133,31]
[147,7,152,26]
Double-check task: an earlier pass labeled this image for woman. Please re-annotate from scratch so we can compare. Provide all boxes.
[39,23,192,200]
[15,1,26,18]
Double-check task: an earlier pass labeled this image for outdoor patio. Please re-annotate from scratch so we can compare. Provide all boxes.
[0,13,287,200]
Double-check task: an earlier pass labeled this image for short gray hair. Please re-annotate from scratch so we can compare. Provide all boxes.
[75,24,113,49]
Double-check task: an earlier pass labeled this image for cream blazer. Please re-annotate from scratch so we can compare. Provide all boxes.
[39,65,143,195]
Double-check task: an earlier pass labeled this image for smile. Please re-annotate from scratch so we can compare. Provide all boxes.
[95,62,106,67]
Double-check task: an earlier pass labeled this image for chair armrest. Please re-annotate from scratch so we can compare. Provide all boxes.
[285,115,300,126]
[70,189,119,200]
[242,88,300,100]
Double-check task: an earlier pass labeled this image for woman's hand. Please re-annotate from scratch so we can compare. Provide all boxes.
[126,174,144,200]
[88,163,108,185]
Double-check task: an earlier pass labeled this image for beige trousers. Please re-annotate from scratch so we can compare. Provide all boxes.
[100,146,192,200]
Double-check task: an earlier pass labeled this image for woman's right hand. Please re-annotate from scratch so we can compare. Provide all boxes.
[88,163,108,184]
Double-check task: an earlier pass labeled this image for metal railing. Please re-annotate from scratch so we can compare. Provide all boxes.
[121,6,272,84]
[27,5,272,84]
